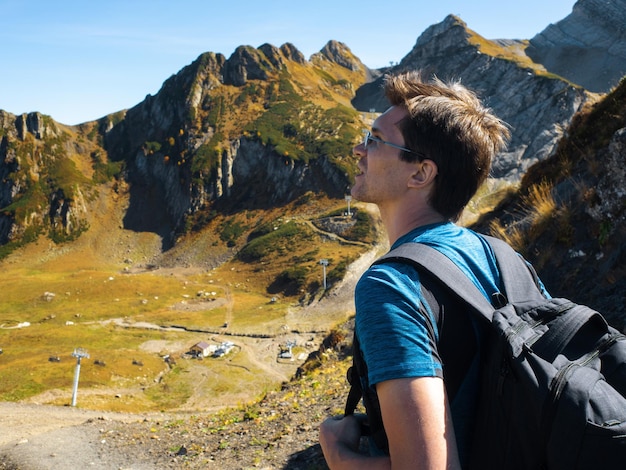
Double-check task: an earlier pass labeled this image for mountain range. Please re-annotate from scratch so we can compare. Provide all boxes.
[0,2,625,466]
[0,0,623,320]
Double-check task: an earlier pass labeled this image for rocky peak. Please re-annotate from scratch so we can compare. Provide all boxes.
[279,42,306,64]
[352,14,594,182]
[257,42,306,68]
[527,0,626,92]
[17,113,41,140]
[402,14,473,62]
[0,110,61,143]
[0,111,59,141]
[223,45,273,86]
[258,43,287,69]
[222,42,307,87]
[315,40,363,72]
[197,51,227,76]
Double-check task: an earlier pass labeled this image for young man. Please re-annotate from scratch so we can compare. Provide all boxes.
[319,71,516,469]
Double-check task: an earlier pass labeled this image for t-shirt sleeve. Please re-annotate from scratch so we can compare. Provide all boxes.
[355,261,443,387]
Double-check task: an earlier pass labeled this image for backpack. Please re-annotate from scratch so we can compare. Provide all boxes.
[345,235,626,469]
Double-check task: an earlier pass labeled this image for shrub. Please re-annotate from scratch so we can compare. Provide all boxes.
[219,219,245,247]
[269,266,308,296]
[341,210,375,243]
[237,221,301,262]
[144,141,162,153]
[327,257,353,285]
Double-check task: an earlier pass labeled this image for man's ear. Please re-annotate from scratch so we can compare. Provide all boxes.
[408,160,438,188]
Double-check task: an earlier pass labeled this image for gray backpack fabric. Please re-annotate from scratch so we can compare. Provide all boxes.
[346,235,626,469]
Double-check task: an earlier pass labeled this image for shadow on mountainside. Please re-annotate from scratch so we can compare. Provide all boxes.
[123,182,177,250]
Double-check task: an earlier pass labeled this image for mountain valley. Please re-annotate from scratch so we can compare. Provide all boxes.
[1,0,625,467]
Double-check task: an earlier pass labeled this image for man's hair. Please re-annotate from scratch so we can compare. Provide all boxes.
[384,71,510,221]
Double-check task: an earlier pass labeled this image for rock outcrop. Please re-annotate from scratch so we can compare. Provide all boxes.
[527,0,626,93]
[315,40,364,72]
[473,78,626,331]
[223,46,273,86]
[0,111,60,142]
[222,42,312,87]
[279,43,306,64]
[585,127,626,228]
[0,111,87,245]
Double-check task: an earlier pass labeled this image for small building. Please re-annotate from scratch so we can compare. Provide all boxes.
[189,341,215,358]
[213,341,235,358]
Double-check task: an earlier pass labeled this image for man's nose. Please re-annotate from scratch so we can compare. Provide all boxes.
[353,142,366,156]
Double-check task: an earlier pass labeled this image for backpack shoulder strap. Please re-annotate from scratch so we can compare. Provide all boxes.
[376,242,495,322]
[482,235,546,304]
[345,334,365,416]
[376,235,546,321]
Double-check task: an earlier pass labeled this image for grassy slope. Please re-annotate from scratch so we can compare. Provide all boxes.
[0,176,377,412]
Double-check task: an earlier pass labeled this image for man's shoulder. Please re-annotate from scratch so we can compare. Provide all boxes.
[384,227,501,299]
[395,226,488,263]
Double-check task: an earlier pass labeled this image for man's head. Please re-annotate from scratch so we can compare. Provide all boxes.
[381,71,509,221]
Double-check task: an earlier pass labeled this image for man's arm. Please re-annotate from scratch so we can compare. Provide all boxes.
[319,376,460,470]
[378,376,461,469]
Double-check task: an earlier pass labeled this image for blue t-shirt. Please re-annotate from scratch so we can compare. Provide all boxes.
[354,222,504,461]
[355,222,501,386]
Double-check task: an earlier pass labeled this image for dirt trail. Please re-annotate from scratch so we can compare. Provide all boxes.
[0,402,191,470]
[0,402,147,447]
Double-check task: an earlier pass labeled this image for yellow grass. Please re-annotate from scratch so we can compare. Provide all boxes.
[0,190,372,412]
[488,181,558,251]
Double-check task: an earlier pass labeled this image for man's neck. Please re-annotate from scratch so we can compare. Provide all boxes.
[380,205,446,246]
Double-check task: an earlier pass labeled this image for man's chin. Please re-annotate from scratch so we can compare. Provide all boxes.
[350,188,369,203]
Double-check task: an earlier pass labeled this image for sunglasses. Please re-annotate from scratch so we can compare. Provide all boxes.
[362,131,423,158]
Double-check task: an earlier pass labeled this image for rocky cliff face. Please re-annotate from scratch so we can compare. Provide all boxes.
[482,78,626,330]
[0,111,70,245]
[527,0,626,93]
[0,135,17,245]
[313,40,365,72]
[547,120,626,332]
[103,41,365,247]
[352,15,595,182]
[224,138,351,207]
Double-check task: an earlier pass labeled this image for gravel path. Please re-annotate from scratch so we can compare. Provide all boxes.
[0,402,161,469]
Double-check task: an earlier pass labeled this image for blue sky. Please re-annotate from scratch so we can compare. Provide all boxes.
[1,0,577,125]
